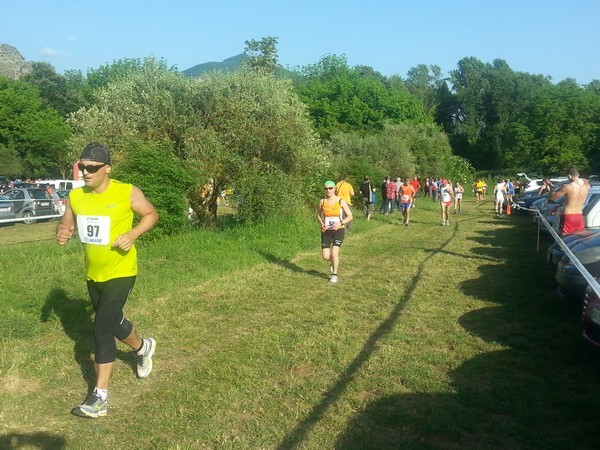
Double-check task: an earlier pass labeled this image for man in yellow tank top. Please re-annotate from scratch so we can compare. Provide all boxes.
[56,142,159,418]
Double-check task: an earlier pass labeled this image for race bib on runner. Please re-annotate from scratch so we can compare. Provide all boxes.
[324,216,341,228]
[77,215,111,245]
[442,192,451,202]
[402,194,410,202]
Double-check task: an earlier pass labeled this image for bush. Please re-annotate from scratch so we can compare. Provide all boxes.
[112,140,195,238]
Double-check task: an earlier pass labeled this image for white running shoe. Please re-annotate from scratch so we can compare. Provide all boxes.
[330,275,338,283]
[136,338,156,379]
[71,392,108,418]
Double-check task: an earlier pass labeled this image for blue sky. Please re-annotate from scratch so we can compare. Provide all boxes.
[2,0,598,84]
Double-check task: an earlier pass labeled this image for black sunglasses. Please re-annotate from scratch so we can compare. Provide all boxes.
[78,163,107,174]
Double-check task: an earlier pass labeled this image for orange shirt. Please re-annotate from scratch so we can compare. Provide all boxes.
[400,185,415,203]
[321,198,344,229]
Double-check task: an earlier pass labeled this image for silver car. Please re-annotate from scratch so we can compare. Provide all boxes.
[2,188,55,224]
[0,195,16,225]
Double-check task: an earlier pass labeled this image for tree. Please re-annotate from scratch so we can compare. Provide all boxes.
[405,64,444,116]
[293,55,426,138]
[329,122,472,185]
[243,36,279,75]
[0,76,70,178]
[68,61,328,227]
[21,62,86,117]
[504,81,600,174]
[445,57,552,169]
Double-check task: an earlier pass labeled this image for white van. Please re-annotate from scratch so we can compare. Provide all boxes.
[37,179,84,190]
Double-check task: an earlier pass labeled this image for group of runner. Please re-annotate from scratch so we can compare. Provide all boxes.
[317,176,469,285]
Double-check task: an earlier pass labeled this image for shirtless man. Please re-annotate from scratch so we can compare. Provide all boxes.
[550,168,590,235]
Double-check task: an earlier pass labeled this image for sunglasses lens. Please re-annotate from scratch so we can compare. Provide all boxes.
[78,163,104,173]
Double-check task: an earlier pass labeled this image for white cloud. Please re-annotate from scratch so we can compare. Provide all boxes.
[41,47,66,57]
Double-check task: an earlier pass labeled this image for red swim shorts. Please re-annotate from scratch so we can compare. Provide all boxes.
[560,214,584,235]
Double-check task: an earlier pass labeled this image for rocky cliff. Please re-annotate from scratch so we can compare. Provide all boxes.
[0,44,31,80]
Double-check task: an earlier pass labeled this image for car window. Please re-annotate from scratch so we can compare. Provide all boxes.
[28,189,51,200]
[584,194,600,214]
[6,190,24,200]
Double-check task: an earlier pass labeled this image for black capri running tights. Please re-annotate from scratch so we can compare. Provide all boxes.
[87,276,136,364]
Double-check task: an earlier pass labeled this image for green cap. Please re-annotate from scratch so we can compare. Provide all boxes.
[324,180,335,188]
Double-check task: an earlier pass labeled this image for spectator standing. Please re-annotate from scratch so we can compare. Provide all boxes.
[335,174,355,232]
[550,168,591,235]
[506,179,515,204]
[359,175,375,221]
[380,176,389,213]
[410,176,421,208]
[431,178,439,202]
[538,178,554,196]
[385,177,398,214]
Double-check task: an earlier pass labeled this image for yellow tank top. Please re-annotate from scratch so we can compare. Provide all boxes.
[69,180,137,282]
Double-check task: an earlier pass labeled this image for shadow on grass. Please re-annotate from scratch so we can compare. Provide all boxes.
[0,432,66,449]
[40,288,135,392]
[333,219,600,449]
[257,250,329,280]
[276,228,460,450]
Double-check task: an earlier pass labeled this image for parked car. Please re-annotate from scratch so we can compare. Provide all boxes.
[2,188,56,224]
[547,228,600,272]
[521,177,568,193]
[555,233,600,300]
[0,195,16,226]
[582,282,600,347]
[514,191,545,212]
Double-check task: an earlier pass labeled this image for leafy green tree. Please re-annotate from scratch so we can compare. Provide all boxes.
[504,80,599,174]
[445,57,552,170]
[21,62,86,117]
[405,64,444,116]
[0,76,70,178]
[68,61,328,226]
[329,122,472,184]
[243,36,279,75]
[293,55,426,139]
[0,144,24,177]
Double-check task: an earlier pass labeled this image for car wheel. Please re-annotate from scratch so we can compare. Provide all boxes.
[21,210,36,224]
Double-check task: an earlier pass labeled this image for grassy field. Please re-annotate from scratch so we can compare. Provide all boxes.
[1,197,600,449]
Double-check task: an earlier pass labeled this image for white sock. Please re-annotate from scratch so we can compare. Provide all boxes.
[94,388,108,401]
[136,339,148,355]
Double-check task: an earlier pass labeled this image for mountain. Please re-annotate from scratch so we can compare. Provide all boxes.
[0,44,31,80]
[181,53,295,79]
[182,53,248,77]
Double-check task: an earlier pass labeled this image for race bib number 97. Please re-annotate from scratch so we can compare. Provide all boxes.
[77,215,111,245]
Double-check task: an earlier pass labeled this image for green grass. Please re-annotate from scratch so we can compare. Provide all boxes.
[1,197,600,449]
